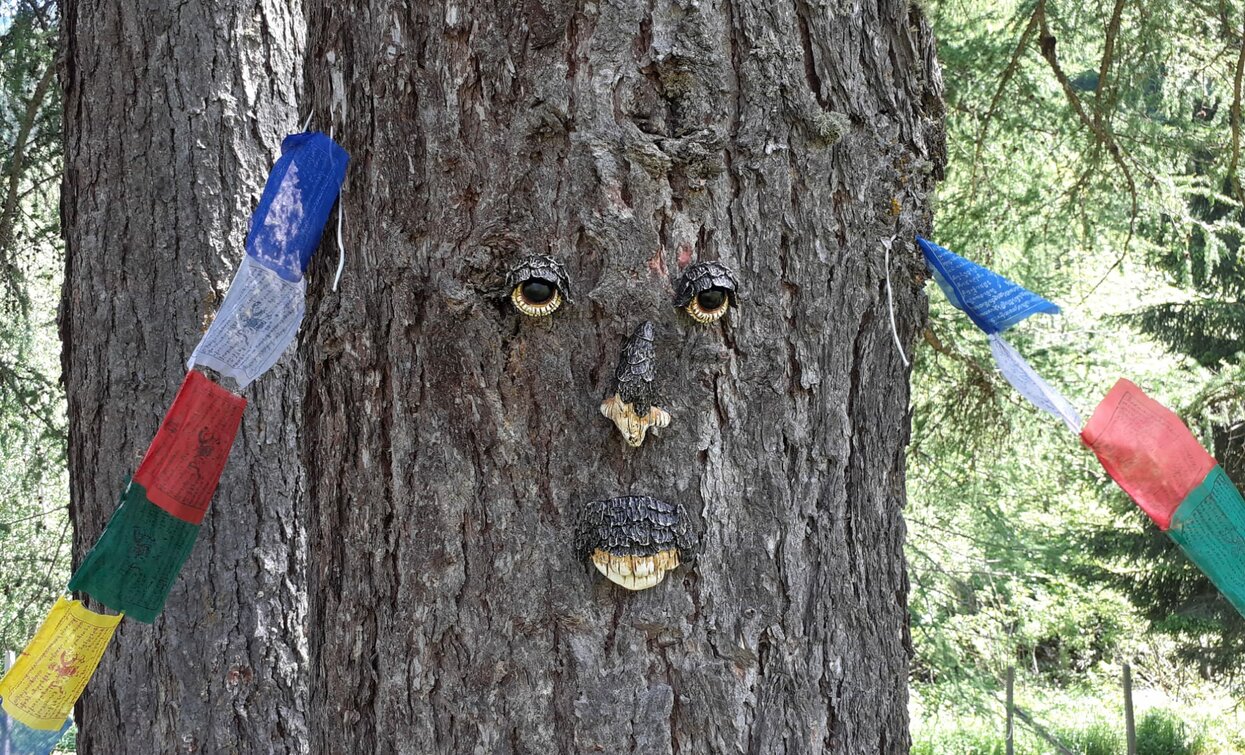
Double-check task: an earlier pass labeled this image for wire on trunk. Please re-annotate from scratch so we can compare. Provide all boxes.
[883,236,910,368]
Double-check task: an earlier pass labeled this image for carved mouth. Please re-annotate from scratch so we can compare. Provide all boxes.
[574,496,698,591]
[590,549,681,591]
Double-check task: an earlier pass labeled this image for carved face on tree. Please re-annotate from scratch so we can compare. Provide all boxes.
[504,255,739,590]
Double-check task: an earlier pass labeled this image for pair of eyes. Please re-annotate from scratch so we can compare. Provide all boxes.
[508,258,738,324]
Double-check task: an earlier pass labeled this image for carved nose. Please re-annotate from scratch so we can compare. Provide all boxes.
[599,321,671,447]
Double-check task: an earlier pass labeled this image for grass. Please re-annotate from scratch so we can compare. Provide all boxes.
[1135,709,1207,755]
[913,712,1220,755]
[1057,721,1122,755]
[912,682,1244,755]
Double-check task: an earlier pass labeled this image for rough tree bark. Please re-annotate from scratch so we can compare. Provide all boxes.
[63,0,943,750]
[300,1,943,752]
[60,1,310,752]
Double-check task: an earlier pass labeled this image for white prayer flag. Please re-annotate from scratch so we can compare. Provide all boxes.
[988,333,1082,434]
[188,255,305,388]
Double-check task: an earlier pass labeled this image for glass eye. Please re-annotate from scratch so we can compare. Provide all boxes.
[511,279,563,317]
[672,261,739,324]
[521,279,555,305]
[506,255,572,318]
[687,287,730,323]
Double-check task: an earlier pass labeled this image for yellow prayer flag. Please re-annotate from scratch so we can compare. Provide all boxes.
[0,597,122,730]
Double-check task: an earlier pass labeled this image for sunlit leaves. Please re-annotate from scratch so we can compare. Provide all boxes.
[0,1,65,653]
[912,0,1245,722]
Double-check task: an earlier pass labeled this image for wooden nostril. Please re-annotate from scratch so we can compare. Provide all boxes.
[599,320,670,447]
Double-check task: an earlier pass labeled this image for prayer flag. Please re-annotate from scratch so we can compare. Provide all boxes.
[1082,379,1216,530]
[1168,466,1245,617]
[0,710,70,755]
[0,598,121,731]
[988,334,1082,433]
[245,132,349,282]
[918,237,1060,334]
[68,480,200,623]
[187,255,306,388]
[132,371,246,525]
[188,132,347,387]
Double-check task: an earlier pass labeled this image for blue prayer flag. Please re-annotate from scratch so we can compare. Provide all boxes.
[918,237,1060,334]
[0,708,70,755]
[246,132,348,282]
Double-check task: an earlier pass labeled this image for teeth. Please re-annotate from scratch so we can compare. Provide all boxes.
[591,549,681,591]
[685,297,728,324]
[511,286,562,317]
[600,394,671,447]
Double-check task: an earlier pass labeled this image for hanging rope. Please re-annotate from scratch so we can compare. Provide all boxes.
[330,124,345,291]
[332,195,345,292]
[882,236,910,368]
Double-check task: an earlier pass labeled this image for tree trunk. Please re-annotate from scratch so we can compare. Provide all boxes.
[60,1,309,752]
[300,0,943,752]
[63,0,944,750]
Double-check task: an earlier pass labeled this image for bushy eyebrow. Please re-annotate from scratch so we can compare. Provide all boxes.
[672,261,740,307]
[505,255,574,301]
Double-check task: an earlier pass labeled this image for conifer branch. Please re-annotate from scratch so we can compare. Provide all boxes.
[1033,1,1138,298]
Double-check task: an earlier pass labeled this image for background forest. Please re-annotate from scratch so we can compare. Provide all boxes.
[0,0,1242,752]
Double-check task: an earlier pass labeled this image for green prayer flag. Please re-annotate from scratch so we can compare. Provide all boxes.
[68,479,200,623]
[1168,466,1245,617]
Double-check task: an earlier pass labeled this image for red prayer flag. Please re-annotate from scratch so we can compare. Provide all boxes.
[1081,378,1216,530]
[133,370,246,524]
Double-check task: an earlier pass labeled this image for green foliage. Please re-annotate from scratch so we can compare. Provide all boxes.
[54,725,75,752]
[1058,721,1123,755]
[1135,709,1207,755]
[911,0,1245,742]
[0,0,67,655]
[1129,301,1245,368]
[915,700,1237,755]
[912,714,1210,755]
[0,0,59,313]
[911,727,1009,755]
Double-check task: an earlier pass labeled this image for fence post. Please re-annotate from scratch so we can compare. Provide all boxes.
[1006,665,1015,755]
[1124,663,1137,755]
